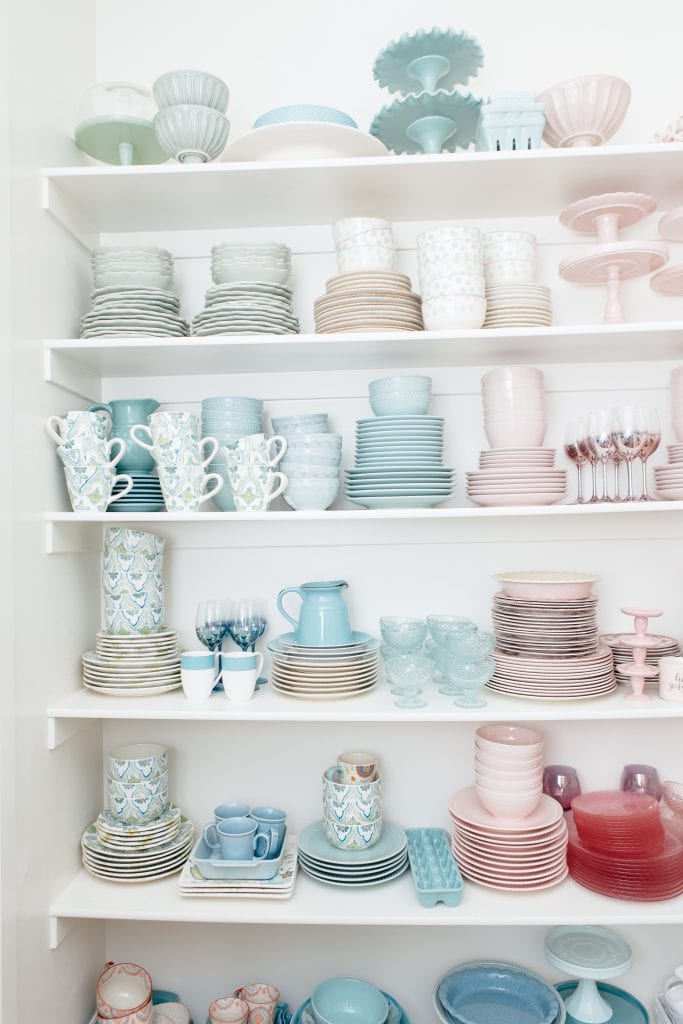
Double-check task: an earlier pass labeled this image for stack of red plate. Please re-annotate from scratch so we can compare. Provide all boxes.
[567,791,683,900]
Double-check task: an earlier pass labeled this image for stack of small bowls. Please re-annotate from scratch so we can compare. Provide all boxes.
[277,423,342,511]
[152,68,230,163]
[107,743,169,825]
[211,242,292,285]
[322,752,383,851]
[201,396,264,511]
[368,374,432,416]
[482,230,552,327]
[332,216,396,273]
[310,979,390,1024]
[474,725,544,819]
[417,226,486,329]
[481,365,546,449]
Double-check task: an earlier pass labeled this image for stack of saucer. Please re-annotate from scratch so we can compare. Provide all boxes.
[268,632,380,699]
[81,247,189,338]
[482,231,552,328]
[82,630,181,696]
[108,473,165,512]
[314,271,423,333]
[297,820,408,887]
[191,282,299,335]
[654,443,683,500]
[82,807,194,882]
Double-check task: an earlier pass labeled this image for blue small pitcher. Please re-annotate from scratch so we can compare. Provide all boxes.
[89,398,160,474]
[277,580,352,647]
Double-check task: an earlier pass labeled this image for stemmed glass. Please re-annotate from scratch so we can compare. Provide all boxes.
[564,420,586,504]
[577,416,599,503]
[196,599,232,683]
[612,406,646,502]
[638,408,661,501]
[228,596,268,653]
[588,410,615,502]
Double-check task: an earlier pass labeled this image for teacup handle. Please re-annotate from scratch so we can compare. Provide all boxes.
[44,416,65,446]
[107,475,134,503]
[130,423,155,452]
[203,823,219,849]
[198,473,224,506]
[265,471,288,504]
[277,587,305,630]
[253,832,271,861]
[105,437,127,469]
[200,436,219,469]
[266,435,288,467]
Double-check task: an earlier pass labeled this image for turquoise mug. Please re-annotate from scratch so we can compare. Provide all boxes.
[203,816,274,861]
[89,399,160,474]
[250,806,287,855]
[214,802,250,822]
[277,579,352,647]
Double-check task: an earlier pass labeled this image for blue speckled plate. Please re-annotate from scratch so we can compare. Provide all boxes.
[254,104,357,129]
[435,962,564,1024]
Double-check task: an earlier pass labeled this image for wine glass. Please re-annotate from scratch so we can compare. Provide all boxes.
[588,409,615,502]
[577,415,599,503]
[543,765,581,810]
[638,407,661,501]
[196,599,232,684]
[228,596,268,653]
[564,419,586,504]
[612,405,646,502]
[620,763,662,800]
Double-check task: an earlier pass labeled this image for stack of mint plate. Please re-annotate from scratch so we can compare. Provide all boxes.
[81,246,189,338]
[345,416,454,509]
[108,473,165,512]
[297,820,408,887]
[191,282,300,336]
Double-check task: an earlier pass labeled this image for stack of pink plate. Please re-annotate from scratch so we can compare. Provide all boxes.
[567,791,683,900]
[467,367,567,506]
[654,430,683,498]
[492,594,599,658]
[450,725,568,891]
[489,647,617,701]
[601,632,680,684]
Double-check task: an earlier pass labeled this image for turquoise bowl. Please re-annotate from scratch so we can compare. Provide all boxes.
[311,979,388,1024]
[284,477,340,511]
[253,105,358,129]
[153,69,229,113]
[370,393,432,416]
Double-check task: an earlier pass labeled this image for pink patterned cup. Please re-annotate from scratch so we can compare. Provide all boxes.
[233,984,280,1024]
[209,997,250,1024]
[96,962,152,1022]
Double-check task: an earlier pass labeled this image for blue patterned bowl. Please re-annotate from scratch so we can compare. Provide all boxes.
[253,105,357,129]
[323,816,383,851]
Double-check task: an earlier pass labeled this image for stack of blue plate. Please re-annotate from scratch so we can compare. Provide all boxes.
[434,962,566,1024]
[108,473,165,512]
[201,396,264,512]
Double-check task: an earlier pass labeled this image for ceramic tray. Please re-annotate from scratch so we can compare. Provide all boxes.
[190,829,286,880]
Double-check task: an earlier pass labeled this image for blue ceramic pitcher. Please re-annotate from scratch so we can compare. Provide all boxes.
[89,399,160,474]
[277,580,352,646]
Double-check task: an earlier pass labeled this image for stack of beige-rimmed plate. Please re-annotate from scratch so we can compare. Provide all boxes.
[484,284,552,328]
[488,645,617,700]
[314,271,423,333]
[82,810,193,882]
[83,629,181,696]
[492,594,600,658]
[268,632,380,699]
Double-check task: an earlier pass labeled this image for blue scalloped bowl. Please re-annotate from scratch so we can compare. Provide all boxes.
[253,105,357,129]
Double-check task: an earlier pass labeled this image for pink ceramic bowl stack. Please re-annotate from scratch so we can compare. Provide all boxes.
[466,366,567,506]
[474,724,544,819]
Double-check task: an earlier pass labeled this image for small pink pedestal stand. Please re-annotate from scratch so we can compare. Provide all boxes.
[615,606,663,702]
[559,192,669,322]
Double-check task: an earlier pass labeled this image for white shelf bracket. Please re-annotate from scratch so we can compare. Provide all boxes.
[48,716,97,751]
[45,520,102,555]
[41,176,98,251]
[44,349,101,403]
[49,914,76,950]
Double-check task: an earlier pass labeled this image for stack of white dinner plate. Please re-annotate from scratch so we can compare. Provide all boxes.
[82,629,181,696]
[268,632,380,699]
[81,807,193,882]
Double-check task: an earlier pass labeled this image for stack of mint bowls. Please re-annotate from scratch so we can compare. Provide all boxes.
[152,69,230,164]
[201,396,264,511]
[274,413,342,511]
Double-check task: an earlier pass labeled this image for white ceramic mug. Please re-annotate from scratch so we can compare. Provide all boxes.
[181,651,217,701]
[659,657,683,702]
[221,651,264,702]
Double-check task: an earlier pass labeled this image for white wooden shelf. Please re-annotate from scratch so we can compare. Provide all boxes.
[48,869,683,946]
[44,322,683,391]
[43,144,683,243]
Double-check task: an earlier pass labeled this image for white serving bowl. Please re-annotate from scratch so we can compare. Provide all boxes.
[421,274,485,300]
[483,240,537,262]
[153,104,229,163]
[485,421,546,448]
[153,69,229,113]
[337,229,394,249]
[476,788,542,819]
[484,259,537,284]
[332,217,391,244]
[537,74,631,148]
[418,225,481,245]
[422,295,486,331]
[337,245,396,272]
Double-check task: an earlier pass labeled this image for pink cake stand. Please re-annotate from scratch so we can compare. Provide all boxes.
[659,206,683,242]
[560,192,657,242]
[651,265,683,296]
[560,242,669,322]
[615,607,663,702]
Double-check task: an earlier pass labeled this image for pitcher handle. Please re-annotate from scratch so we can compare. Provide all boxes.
[266,471,288,504]
[105,437,127,469]
[44,416,65,446]
[198,473,224,506]
[267,435,288,467]
[129,423,154,452]
[107,476,134,504]
[200,436,219,469]
[88,403,112,416]
[277,587,305,631]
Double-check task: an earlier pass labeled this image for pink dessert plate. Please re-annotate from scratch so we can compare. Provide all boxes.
[651,266,683,295]
[659,207,683,242]
[560,192,656,235]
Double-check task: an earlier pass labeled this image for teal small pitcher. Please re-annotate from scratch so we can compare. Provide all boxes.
[89,399,160,474]
[277,580,352,647]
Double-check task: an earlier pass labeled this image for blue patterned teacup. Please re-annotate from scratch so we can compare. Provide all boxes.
[108,743,167,783]
[226,463,287,512]
[322,816,383,851]
[156,463,223,511]
[62,463,133,512]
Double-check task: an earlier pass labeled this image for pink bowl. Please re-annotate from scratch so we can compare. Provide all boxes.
[485,422,546,448]
[537,75,631,148]
[494,572,599,601]
[475,775,543,794]
[476,787,543,819]
[475,753,544,774]
[485,412,546,423]
[475,763,544,782]
[482,367,544,387]
[476,724,544,750]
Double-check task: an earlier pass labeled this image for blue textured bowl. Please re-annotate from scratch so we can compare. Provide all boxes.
[370,393,432,417]
[253,105,358,129]
[437,963,558,1024]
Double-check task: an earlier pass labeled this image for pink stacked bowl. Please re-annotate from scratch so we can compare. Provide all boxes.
[474,724,544,819]
[481,365,546,449]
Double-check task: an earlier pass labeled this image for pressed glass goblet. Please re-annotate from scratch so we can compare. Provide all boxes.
[439,629,495,696]
[612,405,646,502]
[228,596,268,652]
[426,615,476,649]
[379,617,427,654]
[638,407,661,502]
[564,419,585,504]
[384,655,431,708]
[454,657,495,708]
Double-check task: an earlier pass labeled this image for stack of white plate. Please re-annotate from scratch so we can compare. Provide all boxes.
[267,632,380,699]
[655,443,683,500]
[492,593,599,658]
[191,282,300,335]
[449,788,568,892]
[484,284,553,328]
[297,820,408,887]
[81,806,193,882]
[82,629,181,696]
[345,416,454,509]
[489,645,617,700]
[314,271,423,333]
[602,632,680,682]
[467,447,566,507]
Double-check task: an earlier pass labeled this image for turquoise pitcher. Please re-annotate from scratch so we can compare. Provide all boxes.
[89,399,160,474]
[277,580,352,647]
